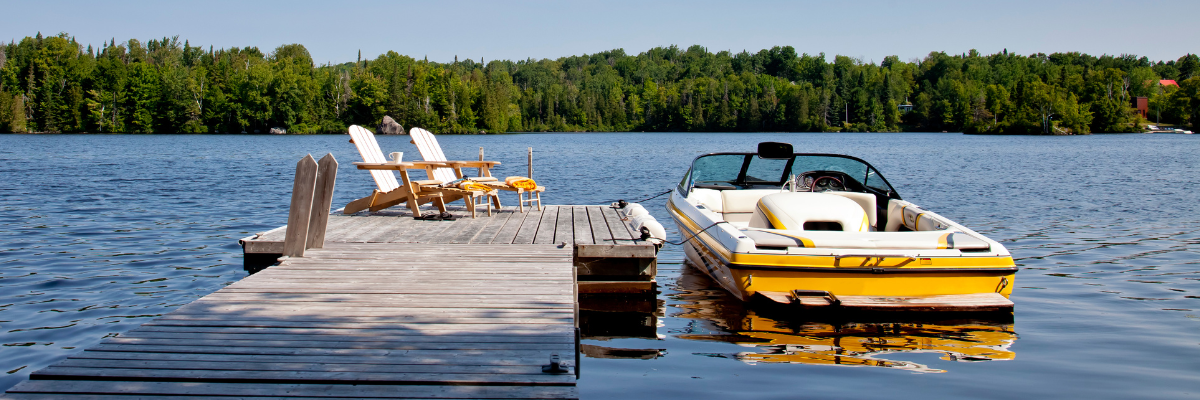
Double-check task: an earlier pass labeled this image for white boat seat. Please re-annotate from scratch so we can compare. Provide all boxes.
[826,192,877,228]
[749,192,869,232]
[689,188,724,212]
[742,229,991,250]
[720,189,783,225]
[886,200,950,232]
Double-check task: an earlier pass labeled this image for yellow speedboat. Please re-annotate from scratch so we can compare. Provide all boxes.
[666,142,1016,311]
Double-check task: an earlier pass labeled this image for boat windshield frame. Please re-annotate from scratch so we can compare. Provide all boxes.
[680,152,901,199]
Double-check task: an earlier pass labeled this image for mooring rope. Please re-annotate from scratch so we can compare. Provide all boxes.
[606,189,672,207]
[658,221,731,246]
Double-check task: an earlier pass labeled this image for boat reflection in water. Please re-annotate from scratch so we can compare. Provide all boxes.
[670,260,1017,373]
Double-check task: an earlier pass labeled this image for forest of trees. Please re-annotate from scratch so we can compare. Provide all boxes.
[1,32,1198,134]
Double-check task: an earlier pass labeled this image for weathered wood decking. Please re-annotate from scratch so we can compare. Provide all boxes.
[240,204,659,295]
[247,205,641,249]
[3,243,579,399]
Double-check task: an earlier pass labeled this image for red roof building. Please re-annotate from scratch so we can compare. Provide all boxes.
[1160,79,1178,87]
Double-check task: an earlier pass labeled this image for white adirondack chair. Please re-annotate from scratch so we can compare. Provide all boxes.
[409,127,544,211]
[344,125,492,218]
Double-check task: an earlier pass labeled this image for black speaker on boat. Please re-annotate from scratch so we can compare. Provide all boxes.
[758,142,793,159]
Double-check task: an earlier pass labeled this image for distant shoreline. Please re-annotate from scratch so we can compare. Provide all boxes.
[2,33,1195,137]
[1,131,1161,136]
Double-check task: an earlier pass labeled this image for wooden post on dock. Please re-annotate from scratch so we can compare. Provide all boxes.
[528,147,533,179]
[307,153,338,249]
[283,155,319,258]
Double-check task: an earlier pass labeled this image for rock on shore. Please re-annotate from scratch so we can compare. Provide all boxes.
[378,116,405,135]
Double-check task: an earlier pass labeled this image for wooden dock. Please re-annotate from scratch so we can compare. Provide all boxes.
[3,243,580,399]
[246,205,644,248]
[3,154,659,399]
[243,205,659,294]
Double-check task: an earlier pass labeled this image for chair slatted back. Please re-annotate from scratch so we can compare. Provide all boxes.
[409,127,458,183]
[348,125,400,192]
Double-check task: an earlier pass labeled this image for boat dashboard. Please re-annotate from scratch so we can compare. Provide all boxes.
[796,170,865,192]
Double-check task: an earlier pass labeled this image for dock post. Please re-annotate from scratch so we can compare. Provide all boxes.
[528,147,533,178]
[307,153,338,249]
[283,154,319,258]
[574,248,581,378]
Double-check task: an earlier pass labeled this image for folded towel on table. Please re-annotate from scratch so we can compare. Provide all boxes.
[458,180,494,192]
[504,176,538,190]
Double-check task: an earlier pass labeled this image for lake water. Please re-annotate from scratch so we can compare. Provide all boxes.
[0,132,1197,398]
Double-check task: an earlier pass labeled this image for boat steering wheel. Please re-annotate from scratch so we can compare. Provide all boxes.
[810,176,844,192]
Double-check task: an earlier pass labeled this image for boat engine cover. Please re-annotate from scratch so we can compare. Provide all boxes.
[750,193,869,232]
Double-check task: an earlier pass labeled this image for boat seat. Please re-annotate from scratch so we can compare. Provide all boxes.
[720,189,784,227]
[886,200,949,232]
[741,229,991,250]
[826,192,877,229]
[689,188,724,212]
[749,192,869,232]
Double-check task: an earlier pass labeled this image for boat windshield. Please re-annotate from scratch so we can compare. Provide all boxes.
[688,153,898,196]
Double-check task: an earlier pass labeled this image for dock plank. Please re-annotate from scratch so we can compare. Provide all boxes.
[459,207,517,244]
[587,206,614,245]
[496,208,538,244]
[6,243,578,399]
[553,206,574,244]
[426,217,482,244]
[100,337,574,351]
[32,366,576,384]
[601,205,637,245]
[390,219,459,243]
[322,215,380,242]
[531,206,560,244]
[64,350,562,366]
[53,359,550,375]
[7,381,578,399]
[361,214,423,243]
[118,331,575,344]
[436,213,492,244]
[571,206,593,244]
[356,216,412,243]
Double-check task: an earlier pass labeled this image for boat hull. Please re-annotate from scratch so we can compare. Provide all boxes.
[671,203,1016,303]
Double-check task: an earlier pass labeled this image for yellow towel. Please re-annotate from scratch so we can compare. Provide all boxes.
[458,180,493,192]
[505,176,538,190]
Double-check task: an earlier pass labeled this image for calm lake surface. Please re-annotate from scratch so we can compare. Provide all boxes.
[1,132,1197,398]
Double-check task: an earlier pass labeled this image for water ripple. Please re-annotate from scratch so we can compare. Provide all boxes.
[2,133,1199,399]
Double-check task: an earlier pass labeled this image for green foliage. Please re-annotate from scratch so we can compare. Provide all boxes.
[0,33,1192,134]
[1175,77,1200,128]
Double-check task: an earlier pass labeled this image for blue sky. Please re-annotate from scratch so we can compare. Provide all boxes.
[3,0,1197,65]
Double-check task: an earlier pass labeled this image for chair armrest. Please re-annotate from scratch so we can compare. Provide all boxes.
[401,160,501,168]
[354,162,417,170]
[443,160,501,167]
